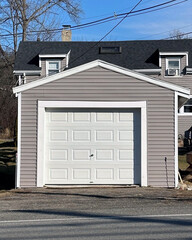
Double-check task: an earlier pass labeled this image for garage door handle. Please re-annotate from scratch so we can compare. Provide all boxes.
[89,154,94,157]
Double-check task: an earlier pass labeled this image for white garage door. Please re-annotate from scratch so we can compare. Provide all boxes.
[45,109,141,185]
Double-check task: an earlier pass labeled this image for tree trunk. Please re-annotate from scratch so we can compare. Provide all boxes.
[22,0,27,41]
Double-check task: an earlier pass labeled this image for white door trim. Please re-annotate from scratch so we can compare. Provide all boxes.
[37,101,147,187]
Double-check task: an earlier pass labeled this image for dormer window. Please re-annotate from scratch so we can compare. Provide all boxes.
[46,60,60,76]
[166,58,180,76]
[159,52,188,77]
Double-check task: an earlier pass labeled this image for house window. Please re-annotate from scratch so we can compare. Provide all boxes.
[47,60,60,76]
[166,58,180,76]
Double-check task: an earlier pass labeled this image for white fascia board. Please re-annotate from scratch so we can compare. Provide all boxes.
[13,59,190,95]
[13,70,41,75]
[159,52,188,56]
[134,69,161,74]
[39,54,67,58]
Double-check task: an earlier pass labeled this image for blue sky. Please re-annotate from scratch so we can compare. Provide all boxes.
[64,0,192,41]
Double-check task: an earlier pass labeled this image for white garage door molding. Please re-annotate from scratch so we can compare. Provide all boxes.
[37,101,147,187]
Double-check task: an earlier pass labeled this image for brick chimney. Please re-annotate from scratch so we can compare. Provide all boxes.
[62,25,72,41]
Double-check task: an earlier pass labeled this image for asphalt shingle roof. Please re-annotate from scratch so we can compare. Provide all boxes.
[14,39,192,71]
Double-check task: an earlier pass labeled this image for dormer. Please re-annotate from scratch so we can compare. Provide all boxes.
[39,51,70,77]
[159,52,188,77]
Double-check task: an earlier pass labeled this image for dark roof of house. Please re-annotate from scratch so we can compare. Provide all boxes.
[14,39,192,71]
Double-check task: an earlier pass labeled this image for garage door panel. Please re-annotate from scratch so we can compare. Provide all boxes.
[95,130,114,141]
[119,169,133,181]
[95,149,114,161]
[95,169,114,180]
[72,130,91,141]
[118,149,133,161]
[72,149,91,161]
[72,112,91,122]
[49,168,68,180]
[50,112,68,122]
[73,169,91,180]
[50,130,68,141]
[50,149,68,161]
[95,112,114,122]
[118,130,133,141]
[45,109,141,185]
[119,112,134,122]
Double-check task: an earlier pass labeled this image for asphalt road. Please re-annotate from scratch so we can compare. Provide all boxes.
[0,187,192,239]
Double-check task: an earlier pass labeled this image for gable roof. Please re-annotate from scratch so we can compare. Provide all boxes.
[14,39,192,72]
[13,59,190,95]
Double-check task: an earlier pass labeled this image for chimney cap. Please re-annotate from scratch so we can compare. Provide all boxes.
[62,25,71,29]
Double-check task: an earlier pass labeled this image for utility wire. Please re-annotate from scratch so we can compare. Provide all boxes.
[0,0,185,38]
[70,0,184,30]
[71,0,187,31]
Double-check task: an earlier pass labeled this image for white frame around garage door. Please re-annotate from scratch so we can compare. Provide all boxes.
[37,101,147,187]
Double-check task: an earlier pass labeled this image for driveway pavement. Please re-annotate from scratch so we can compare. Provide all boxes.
[0,187,192,239]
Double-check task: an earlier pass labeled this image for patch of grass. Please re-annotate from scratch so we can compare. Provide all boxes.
[179,154,190,170]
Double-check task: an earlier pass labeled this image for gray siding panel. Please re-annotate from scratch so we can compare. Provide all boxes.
[21,66,175,187]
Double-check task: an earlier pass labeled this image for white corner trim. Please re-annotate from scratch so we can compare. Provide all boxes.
[37,101,147,187]
[175,92,179,188]
[16,93,21,188]
[13,59,190,95]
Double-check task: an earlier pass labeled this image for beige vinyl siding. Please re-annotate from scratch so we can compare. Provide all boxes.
[21,66,175,187]
[26,76,40,83]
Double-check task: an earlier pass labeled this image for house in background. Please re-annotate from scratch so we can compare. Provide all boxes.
[13,37,192,188]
